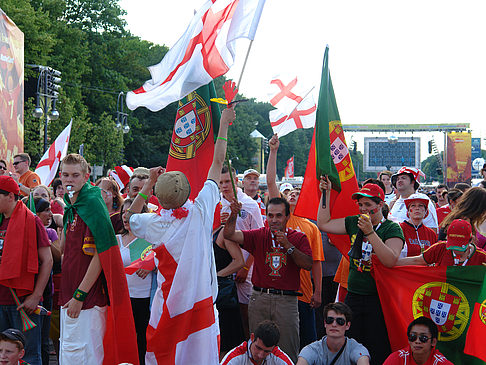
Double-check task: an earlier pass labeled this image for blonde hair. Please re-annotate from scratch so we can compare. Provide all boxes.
[32,185,52,199]
[61,154,89,174]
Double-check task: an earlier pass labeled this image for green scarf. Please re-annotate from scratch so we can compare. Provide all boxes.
[63,182,116,254]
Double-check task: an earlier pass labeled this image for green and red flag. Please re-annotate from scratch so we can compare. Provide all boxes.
[294,45,359,256]
[124,239,155,275]
[63,182,139,365]
[464,273,486,361]
[166,81,221,201]
[373,260,486,365]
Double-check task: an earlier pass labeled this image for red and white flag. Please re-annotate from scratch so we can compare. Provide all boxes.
[284,156,294,178]
[268,76,316,137]
[126,0,266,112]
[35,120,72,186]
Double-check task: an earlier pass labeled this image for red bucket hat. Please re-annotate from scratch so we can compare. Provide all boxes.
[391,167,425,190]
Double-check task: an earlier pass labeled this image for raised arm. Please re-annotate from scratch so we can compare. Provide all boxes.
[266,134,280,199]
[207,107,235,182]
[316,175,347,234]
[127,167,164,218]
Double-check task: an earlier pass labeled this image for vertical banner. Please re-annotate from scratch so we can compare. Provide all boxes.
[446,132,472,187]
[0,9,24,167]
[471,138,481,174]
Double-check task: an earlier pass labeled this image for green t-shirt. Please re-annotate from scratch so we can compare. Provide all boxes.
[344,215,404,295]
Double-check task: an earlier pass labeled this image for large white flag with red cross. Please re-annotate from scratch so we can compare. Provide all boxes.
[35,120,72,186]
[126,0,266,112]
[268,76,316,137]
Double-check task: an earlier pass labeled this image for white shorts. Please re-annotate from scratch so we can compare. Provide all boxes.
[60,306,107,365]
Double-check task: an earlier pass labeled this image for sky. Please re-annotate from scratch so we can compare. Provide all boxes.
[119,0,486,160]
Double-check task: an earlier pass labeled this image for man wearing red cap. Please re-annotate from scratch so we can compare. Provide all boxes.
[0,176,53,365]
[399,194,438,257]
[317,179,404,365]
[388,167,438,231]
[397,219,486,266]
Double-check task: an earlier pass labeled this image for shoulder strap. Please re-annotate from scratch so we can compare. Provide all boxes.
[329,338,347,365]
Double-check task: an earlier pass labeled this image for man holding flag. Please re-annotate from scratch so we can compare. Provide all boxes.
[126,106,235,364]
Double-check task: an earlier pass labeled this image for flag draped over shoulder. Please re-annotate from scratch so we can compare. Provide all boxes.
[293,46,359,256]
[63,182,139,365]
[35,120,72,186]
[166,82,220,201]
[126,0,265,112]
[373,261,486,365]
[464,273,486,361]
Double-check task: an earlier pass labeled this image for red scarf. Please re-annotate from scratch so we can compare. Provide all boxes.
[0,201,38,296]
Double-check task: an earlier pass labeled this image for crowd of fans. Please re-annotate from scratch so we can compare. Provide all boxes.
[1,133,485,365]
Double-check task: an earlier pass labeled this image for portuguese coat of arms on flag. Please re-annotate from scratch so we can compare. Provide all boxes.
[373,261,486,365]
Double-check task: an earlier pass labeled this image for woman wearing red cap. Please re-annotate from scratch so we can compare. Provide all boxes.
[317,177,404,365]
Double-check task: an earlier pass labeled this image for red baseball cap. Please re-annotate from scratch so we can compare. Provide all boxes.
[446,219,472,251]
[351,183,385,201]
[0,176,19,196]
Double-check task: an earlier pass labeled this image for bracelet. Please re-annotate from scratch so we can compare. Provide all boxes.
[138,192,148,200]
[216,137,227,142]
[73,288,88,302]
[242,266,249,271]
[363,231,374,236]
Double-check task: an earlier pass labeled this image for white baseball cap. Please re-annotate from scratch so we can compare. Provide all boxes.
[243,169,260,179]
[279,182,293,193]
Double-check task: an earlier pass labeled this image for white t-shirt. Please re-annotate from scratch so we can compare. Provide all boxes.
[389,193,438,229]
[116,235,152,298]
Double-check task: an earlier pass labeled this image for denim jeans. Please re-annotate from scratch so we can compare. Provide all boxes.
[298,300,317,349]
[0,304,42,365]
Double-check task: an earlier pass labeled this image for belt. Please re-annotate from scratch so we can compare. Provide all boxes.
[253,286,303,296]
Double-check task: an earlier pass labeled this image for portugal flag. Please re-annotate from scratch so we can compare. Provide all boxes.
[464,273,486,361]
[373,261,486,365]
[166,82,220,201]
[293,45,359,256]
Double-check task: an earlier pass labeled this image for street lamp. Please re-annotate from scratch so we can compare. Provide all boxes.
[32,65,61,152]
[116,92,130,134]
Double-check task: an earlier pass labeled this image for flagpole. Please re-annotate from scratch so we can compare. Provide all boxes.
[280,86,315,124]
[236,40,254,89]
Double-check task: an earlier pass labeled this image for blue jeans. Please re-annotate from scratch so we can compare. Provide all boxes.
[298,300,317,349]
[0,304,42,365]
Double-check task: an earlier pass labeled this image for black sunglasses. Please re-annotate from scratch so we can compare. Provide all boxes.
[12,161,24,166]
[408,333,431,343]
[0,166,6,170]
[325,316,346,326]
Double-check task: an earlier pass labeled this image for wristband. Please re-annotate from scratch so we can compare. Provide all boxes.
[364,231,374,236]
[138,192,148,200]
[242,266,249,271]
[216,137,227,142]
[73,288,88,302]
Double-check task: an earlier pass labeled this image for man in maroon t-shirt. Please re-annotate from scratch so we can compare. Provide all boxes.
[0,176,52,365]
[224,197,312,363]
[397,219,486,267]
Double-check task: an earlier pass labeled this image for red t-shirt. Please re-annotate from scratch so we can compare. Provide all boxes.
[0,216,51,305]
[436,205,451,226]
[50,200,64,215]
[383,346,453,365]
[242,227,312,291]
[400,221,438,257]
[423,241,486,266]
[60,211,108,309]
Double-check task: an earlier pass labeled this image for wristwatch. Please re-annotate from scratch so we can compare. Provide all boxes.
[287,246,296,255]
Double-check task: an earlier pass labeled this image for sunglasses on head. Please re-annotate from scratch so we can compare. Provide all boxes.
[408,333,431,343]
[325,316,346,326]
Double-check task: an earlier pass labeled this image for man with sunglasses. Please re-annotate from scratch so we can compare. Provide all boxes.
[11,153,40,197]
[383,316,452,365]
[296,302,370,365]
[0,160,6,176]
